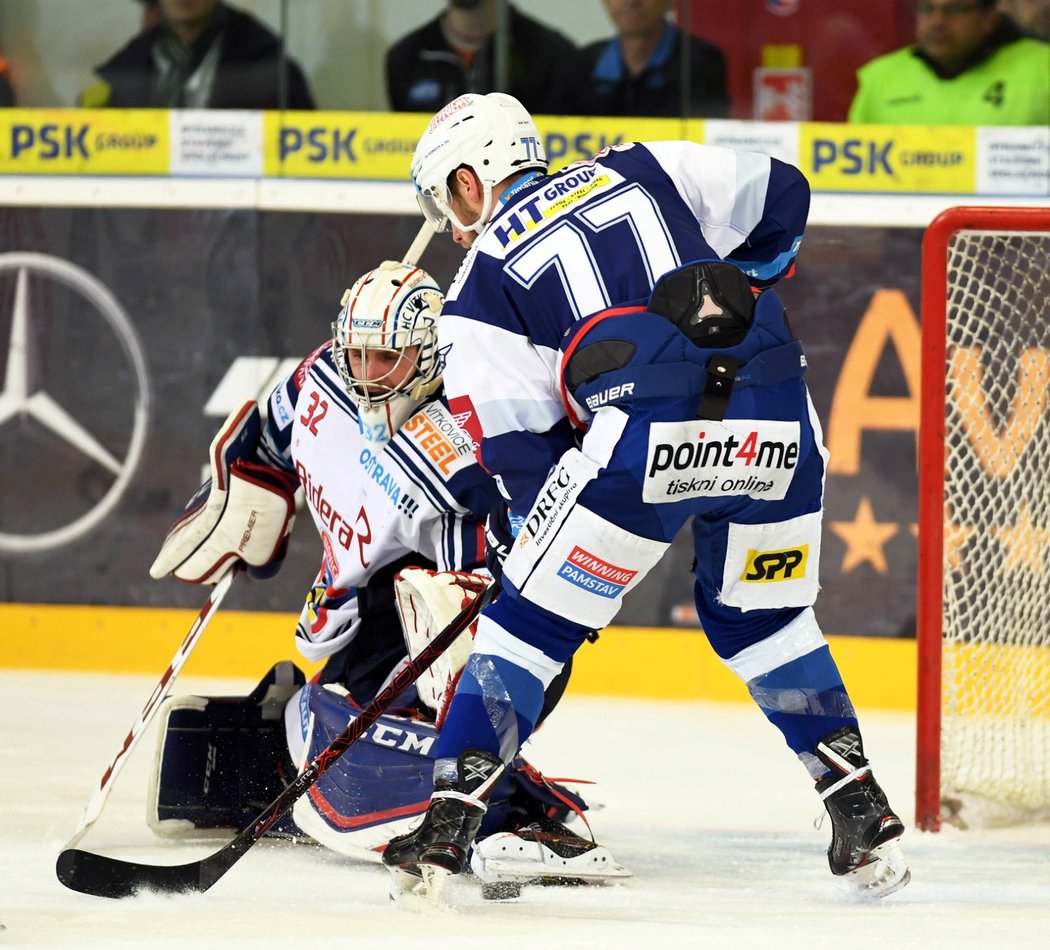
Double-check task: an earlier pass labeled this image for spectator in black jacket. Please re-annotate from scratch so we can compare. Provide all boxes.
[386,0,576,115]
[571,0,729,118]
[80,0,315,109]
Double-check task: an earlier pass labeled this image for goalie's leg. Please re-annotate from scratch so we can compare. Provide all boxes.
[148,661,305,839]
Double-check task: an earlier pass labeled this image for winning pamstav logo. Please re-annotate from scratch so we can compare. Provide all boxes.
[0,253,150,553]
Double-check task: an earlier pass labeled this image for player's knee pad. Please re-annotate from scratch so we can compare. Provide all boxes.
[147,661,306,840]
[503,464,668,630]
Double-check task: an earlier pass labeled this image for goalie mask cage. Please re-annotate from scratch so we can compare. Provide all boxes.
[916,206,1050,832]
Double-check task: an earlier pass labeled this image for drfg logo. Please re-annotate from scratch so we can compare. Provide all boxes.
[741,545,809,582]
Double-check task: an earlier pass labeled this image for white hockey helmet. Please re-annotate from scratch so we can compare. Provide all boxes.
[411,92,548,235]
[332,261,444,444]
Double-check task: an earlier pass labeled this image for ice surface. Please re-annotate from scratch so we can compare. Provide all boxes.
[2,670,1048,949]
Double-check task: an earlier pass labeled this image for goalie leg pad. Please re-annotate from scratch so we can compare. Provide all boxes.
[286,683,557,860]
[148,661,306,839]
[289,681,444,860]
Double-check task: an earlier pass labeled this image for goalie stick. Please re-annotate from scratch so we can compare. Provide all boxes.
[402,220,434,268]
[55,579,498,899]
[63,567,238,851]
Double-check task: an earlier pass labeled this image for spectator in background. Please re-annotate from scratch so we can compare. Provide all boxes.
[1000,0,1050,40]
[848,0,1050,125]
[385,0,576,115]
[0,50,15,107]
[80,0,315,109]
[569,0,729,118]
[138,0,165,32]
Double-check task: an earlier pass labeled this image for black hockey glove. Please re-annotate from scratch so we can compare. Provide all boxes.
[485,502,522,586]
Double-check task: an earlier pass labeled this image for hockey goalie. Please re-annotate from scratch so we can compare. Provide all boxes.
[146,260,629,897]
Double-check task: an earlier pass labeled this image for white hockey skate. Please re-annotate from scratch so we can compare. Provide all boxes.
[470,819,632,901]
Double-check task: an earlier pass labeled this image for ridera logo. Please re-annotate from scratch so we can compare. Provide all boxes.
[741,545,809,582]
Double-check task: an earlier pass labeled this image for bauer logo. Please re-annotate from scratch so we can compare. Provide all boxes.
[643,419,800,503]
[741,545,809,582]
[557,546,637,598]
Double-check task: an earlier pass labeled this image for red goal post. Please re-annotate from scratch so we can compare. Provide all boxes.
[916,206,1050,832]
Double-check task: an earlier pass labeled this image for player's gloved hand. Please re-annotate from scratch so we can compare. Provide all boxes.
[149,401,298,584]
[485,503,524,586]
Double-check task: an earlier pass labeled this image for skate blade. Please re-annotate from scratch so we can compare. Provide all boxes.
[420,864,454,903]
[387,866,425,903]
[842,840,911,900]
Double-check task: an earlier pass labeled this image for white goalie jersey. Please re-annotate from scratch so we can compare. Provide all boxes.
[257,342,499,664]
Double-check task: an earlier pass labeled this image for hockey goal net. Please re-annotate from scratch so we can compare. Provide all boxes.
[916,206,1050,831]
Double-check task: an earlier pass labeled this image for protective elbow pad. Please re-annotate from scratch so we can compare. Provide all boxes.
[150,401,298,584]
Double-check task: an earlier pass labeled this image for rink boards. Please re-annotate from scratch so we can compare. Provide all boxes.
[0,600,917,711]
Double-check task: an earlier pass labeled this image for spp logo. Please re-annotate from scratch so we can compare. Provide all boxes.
[742,545,809,582]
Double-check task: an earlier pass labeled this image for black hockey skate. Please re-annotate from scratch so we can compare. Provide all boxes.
[815,726,910,898]
[383,748,506,900]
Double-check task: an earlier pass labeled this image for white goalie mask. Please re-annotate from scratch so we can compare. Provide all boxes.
[411,92,548,235]
[332,261,444,446]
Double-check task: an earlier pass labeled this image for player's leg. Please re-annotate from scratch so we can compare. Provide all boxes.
[693,385,908,897]
[384,413,686,886]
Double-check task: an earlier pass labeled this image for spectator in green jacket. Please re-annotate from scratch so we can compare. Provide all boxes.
[848,0,1050,125]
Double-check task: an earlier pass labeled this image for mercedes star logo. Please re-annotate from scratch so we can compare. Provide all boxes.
[0,252,150,553]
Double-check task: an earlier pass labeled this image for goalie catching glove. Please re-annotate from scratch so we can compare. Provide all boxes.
[150,401,297,585]
[393,567,493,728]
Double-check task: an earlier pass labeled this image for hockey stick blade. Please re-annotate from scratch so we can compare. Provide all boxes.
[56,580,498,899]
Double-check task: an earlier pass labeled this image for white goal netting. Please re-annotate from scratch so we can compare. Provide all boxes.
[936,224,1050,827]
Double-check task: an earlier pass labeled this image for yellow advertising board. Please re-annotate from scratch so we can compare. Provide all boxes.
[2,109,1040,198]
[261,111,696,180]
[263,111,423,179]
[539,115,698,173]
[0,109,168,175]
[799,122,977,193]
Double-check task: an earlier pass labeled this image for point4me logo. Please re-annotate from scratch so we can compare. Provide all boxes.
[741,545,809,582]
[0,253,150,553]
[557,546,637,599]
[643,419,800,503]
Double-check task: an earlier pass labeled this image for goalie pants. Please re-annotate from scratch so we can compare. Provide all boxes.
[435,291,858,779]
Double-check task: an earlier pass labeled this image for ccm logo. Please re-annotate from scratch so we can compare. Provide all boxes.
[741,545,808,582]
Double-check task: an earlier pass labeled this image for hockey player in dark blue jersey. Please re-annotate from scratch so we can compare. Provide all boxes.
[384,92,910,900]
